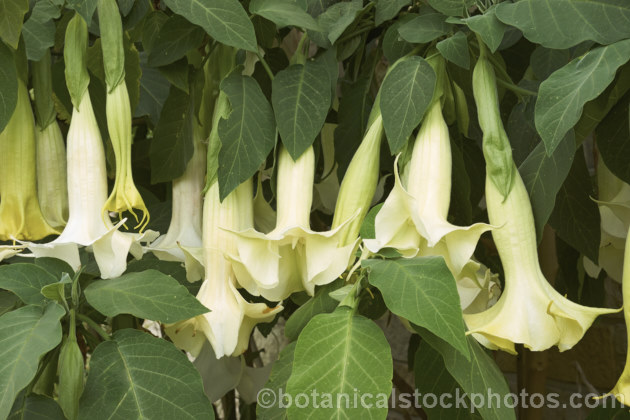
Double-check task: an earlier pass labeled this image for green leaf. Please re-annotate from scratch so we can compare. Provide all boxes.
[141,10,169,54]
[284,279,342,341]
[40,273,72,304]
[0,291,19,317]
[0,41,17,133]
[147,15,205,67]
[256,342,295,420]
[0,264,58,305]
[0,0,28,48]
[398,9,453,44]
[535,40,630,155]
[374,0,410,25]
[218,74,276,200]
[382,15,414,64]
[530,46,570,81]
[78,329,214,419]
[428,0,472,17]
[311,0,362,46]
[363,257,470,360]
[84,269,208,323]
[272,61,331,159]
[0,303,65,420]
[416,329,516,420]
[150,85,194,184]
[358,203,382,240]
[250,0,321,31]
[66,0,98,26]
[163,0,257,52]
[437,31,470,70]
[596,93,630,184]
[34,257,74,281]
[519,132,575,241]
[495,0,630,49]
[413,342,482,420]
[135,53,170,124]
[285,307,392,419]
[22,2,58,61]
[463,6,506,53]
[126,257,200,295]
[380,56,436,154]
[549,150,601,263]
[8,393,65,420]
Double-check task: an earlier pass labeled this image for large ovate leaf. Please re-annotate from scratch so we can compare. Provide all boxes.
[272,61,331,159]
[284,280,342,341]
[0,303,65,420]
[549,150,601,263]
[0,264,58,306]
[66,0,98,25]
[218,74,276,200]
[256,342,296,420]
[163,0,257,52]
[78,329,214,419]
[250,0,320,31]
[463,6,506,53]
[136,53,170,124]
[428,0,472,17]
[398,9,452,44]
[597,93,630,184]
[22,0,59,61]
[374,0,410,25]
[0,41,18,133]
[84,270,209,323]
[310,0,362,46]
[0,0,28,48]
[147,15,205,67]
[150,85,194,184]
[535,39,630,155]
[416,328,516,420]
[380,56,436,154]
[8,393,65,420]
[437,31,470,70]
[285,307,392,419]
[363,257,469,360]
[495,0,630,49]
[519,132,575,241]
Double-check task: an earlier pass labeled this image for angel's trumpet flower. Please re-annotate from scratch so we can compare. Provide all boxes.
[165,181,282,358]
[98,0,149,230]
[25,13,155,278]
[463,47,617,354]
[597,226,630,406]
[363,101,492,275]
[228,146,357,302]
[457,260,500,314]
[147,123,205,263]
[33,51,68,229]
[0,78,58,241]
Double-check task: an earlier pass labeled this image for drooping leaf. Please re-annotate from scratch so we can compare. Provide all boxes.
[363,256,469,360]
[78,329,214,419]
[136,53,170,124]
[163,0,257,52]
[150,85,194,184]
[192,342,243,403]
[0,41,18,133]
[535,39,630,155]
[398,9,452,44]
[495,0,630,49]
[147,15,205,67]
[256,342,296,420]
[126,257,200,295]
[0,264,58,306]
[380,56,436,153]
[437,31,470,70]
[218,74,276,200]
[66,0,98,26]
[22,1,59,61]
[428,0,472,17]
[519,132,575,241]
[285,307,392,419]
[84,269,209,323]
[272,61,331,159]
[382,15,415,64]
[374,0,410,25]
[310,0,362,47]
[33,257,75,280]
[0,0,29,48]
[250,0,320,31]
[463,6,506,53]
[549,150,601,263]
[8,393,65,420]
[597,93,630,184]
[416,329,516,420]
[0,303,65,420]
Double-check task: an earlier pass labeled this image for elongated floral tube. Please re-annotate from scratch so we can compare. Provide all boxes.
[165,180,281,358]
[0,79,58,241]
[98,0,149,230]
[332,113,383,247]
[33,51,68,229]
[228,146,357,301]
[597,226,630,405]
[364,101,492,275]
[148,122,206,263]
[464,168,619,353]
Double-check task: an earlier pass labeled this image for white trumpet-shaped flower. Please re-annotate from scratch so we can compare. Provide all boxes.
[147,123,205,273]
[464,169,619,354]
[364,102,492,275]
[228,146,357,302]
[165,180,282,358]
[457,260,501,314]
